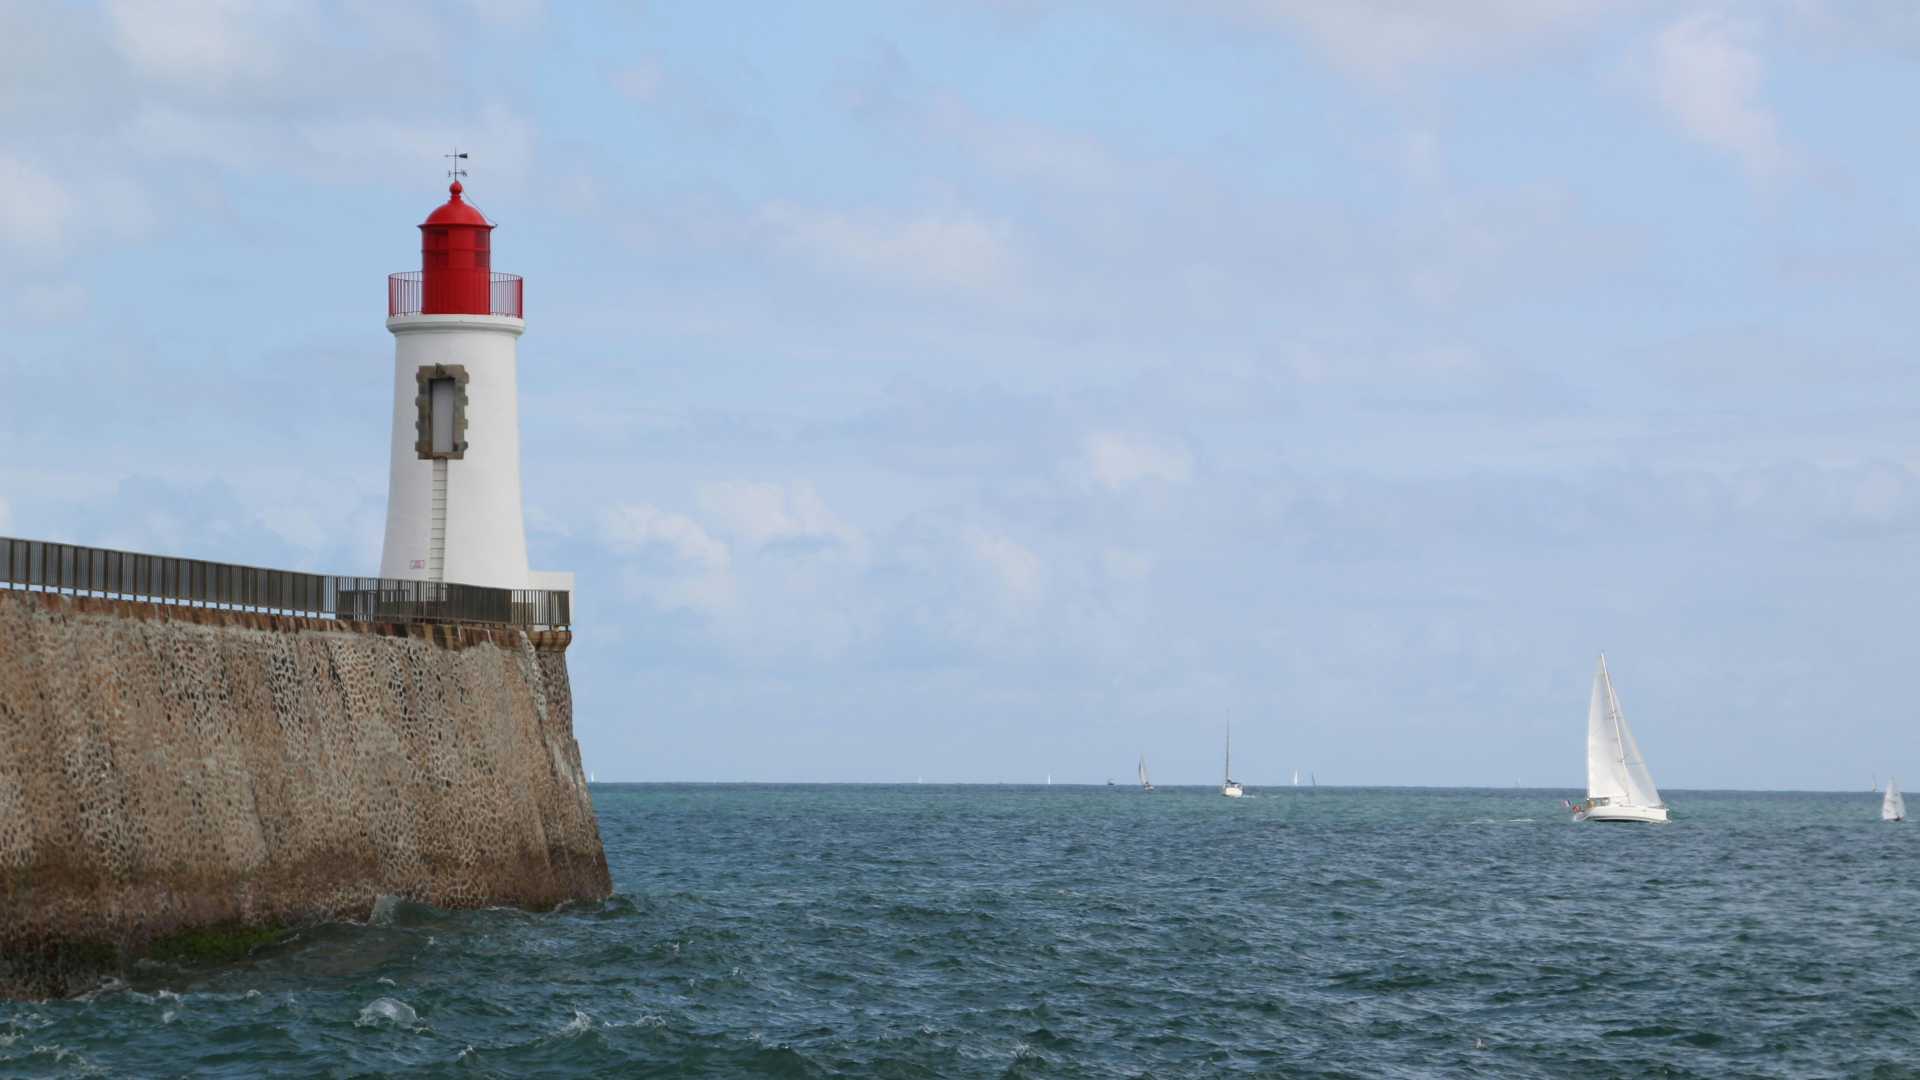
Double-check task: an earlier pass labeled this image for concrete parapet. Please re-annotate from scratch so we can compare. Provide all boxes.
[0,588,610,998]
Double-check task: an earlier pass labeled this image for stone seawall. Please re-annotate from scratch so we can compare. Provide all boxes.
[0,588,610,998]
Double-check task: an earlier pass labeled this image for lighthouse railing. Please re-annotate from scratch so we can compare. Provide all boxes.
[0,536,568,631]
[388,271,523,318]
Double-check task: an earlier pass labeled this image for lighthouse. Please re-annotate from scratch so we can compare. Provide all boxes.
[379,178,568,600]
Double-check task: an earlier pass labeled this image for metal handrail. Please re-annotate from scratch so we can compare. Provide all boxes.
[0,536,568,631]
[388,271,523,318]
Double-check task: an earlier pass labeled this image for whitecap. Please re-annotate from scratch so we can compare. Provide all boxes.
[369,895,402,926]
[355,997,419,1029]
[558,1009,593,1037]
[74,978,128,1003]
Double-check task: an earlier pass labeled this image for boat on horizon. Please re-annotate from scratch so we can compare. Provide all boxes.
[1570,654,1669,824]
[1138,752,1154,793]
[1884,777,1905,822]
[1222,729,1244,798]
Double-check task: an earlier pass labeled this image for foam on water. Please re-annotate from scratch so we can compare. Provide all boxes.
[354,996,419,1029]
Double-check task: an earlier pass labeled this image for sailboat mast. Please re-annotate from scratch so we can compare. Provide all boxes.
[1225,728,1231,782]
[1600,653,1630,767]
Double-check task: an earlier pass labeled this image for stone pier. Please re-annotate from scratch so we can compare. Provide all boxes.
[0,588,610,998]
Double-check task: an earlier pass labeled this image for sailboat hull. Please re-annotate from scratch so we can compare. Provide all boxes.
[1575,803,1669,824]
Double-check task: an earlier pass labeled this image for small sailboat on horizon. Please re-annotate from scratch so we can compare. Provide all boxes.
[1570,654,1669,824]
[1222,729,1244,798]
[1138,752,1155,793]
[1884,777,1905,822]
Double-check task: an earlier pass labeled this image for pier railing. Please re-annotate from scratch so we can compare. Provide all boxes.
[0,536,569,630]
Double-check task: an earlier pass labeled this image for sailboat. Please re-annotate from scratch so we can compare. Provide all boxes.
[1883,778,1905,822]
[1571,654,1669,823]
[1292,769,1301,787]
[1138,752,1155,793]
[1222,729,1244,798]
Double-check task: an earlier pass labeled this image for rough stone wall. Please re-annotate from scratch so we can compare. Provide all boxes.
[0,589,610,998]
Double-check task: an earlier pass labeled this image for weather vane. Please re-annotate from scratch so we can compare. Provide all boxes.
[445,148,469,182]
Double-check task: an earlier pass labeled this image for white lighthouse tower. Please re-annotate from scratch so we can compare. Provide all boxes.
[379,177,567,600]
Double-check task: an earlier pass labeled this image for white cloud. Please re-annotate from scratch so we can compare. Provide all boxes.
[600,503,729,570]
[1648,12,1791,179]
[106,0,291,93]
[1103,547,1155,581]
[12,282,87,323]
[1083,432,1194,491]
[600,503,735,616]
[762,203,1017,291]
[967,527,1044,602]
[461,0,544,24]
[0,157,75,252]
[696,481,863,552]
[1219,0,1604,78]
[611,61,664,103]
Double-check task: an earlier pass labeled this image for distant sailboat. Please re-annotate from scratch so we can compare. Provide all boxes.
[1222,729,1244,798]
[589,771,595,783]
[1884,778,1905,822]
[1292,769,1301,787]
[1138,752,1155,793]
[1571,654,1669,824]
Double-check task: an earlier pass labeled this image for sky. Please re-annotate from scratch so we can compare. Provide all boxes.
[2,1,1918,789]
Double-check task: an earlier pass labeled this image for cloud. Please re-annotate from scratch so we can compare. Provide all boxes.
[106,0,291,93]
[696,481,863,553]
[1215,0,1605,79]
[1083,432,1194,491]
[1647,12,1791,179]
[0,157,75,252]
[600,503,730,569]
[967,527,1044,602]
[599,503,734,616]
[611,61,664,103]
[12,283,89,323]
[761,203,1018,292]
[1103,547,1155,581]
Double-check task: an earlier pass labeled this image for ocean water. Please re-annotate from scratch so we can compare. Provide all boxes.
[4,785,1917,1078]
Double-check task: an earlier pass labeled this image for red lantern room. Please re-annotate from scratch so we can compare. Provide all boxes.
[389,179,523,319]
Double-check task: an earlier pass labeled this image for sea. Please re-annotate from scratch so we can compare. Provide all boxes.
[3,785,1916,1078]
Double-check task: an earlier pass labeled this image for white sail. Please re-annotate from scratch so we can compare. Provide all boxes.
[1884,778,1905,821]
[1587,655,1662,808]
[1138,754,1151,788]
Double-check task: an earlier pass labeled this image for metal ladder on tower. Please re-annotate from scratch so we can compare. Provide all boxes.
[427,459,448,582]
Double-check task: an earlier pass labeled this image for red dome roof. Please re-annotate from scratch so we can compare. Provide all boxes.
[422,180,491,228]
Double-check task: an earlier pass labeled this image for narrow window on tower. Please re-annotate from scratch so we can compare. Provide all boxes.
[430,378,455,455]
[413,364,469,460]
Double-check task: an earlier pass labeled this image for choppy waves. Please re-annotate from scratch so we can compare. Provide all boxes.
[4,786,1919,1077]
